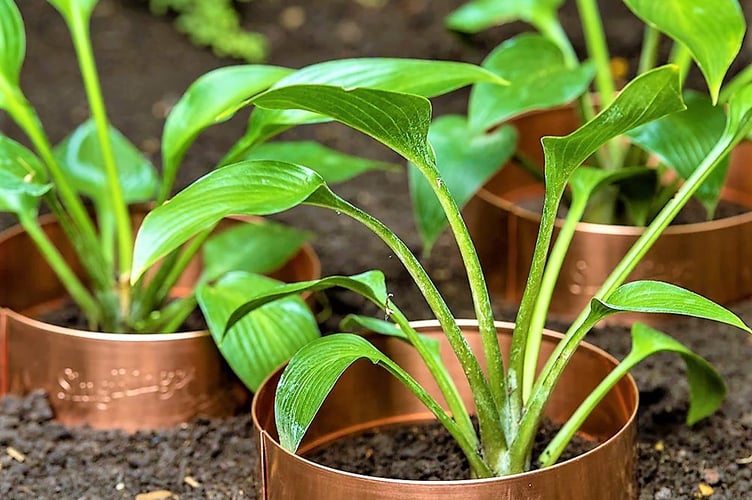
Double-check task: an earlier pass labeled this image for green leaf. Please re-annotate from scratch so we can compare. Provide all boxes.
[469,34,595,131]
[339,314,442,362]
[590,280,752,333]
[202,220,311,282]
[252,85,435,168]
[275,334,415,451]
[239,140,398,184]
[225,271,388,334]
[53,118,158,205]
[628,323,727,425]
[132,160,325,282]
[627,91,729,218]
[238,58,506,155]
[0,135,51,216]
[542,66,685,197]
[409,115,516,250]
[0,0,25,95]
[445,0,563,34]
[197,272,319,391]
[161,65,292,198]
[624,0,745,103]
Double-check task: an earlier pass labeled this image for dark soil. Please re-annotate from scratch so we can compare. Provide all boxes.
[1,0,752,498]
[306,418,595,480]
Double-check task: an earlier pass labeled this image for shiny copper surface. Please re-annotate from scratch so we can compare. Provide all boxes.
[253,321,638,499]
[0,211,320,431]
[465,106,752,322]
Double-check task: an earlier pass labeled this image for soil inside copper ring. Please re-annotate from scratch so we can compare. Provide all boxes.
[303,418,596,481]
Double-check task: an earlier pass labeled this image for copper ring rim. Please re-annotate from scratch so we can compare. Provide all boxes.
[0,240,320,342]
[476,183,752,236]
[251,319,639,485]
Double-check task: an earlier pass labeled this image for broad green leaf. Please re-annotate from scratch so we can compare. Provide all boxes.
[339,314,442,361]
[202,220,311,282]
[236,58,506,157]
[613,168,659,226]
[0,0,24,94]
[273,58,506,97]
[469,34,595,131]
[132,160,325,281]
[629,323,726,425]
[409,115,516,250]
[542,66,685,197]
[253,85,435,168]
[53,119,158,205]
[161,65,292,198]
[225,271,388,334]
[197,272,319,391]
[624,0,745,103]
[0,135,50,216]
[275,334,426,451]
[446,0,563,34]
[627,91,729,218]
[240,140,397,184]
[589,280,752,333]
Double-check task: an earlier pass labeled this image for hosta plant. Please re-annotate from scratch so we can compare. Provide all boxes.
[133,45,752,477]
[0,0,502,390]
[442,0,748,228]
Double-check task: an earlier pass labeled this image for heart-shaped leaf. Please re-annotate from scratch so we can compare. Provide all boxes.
[239,140,398,184]
[252,85,435,168]
[627,91,729,218]
[0,135,51,216]
[132,160,325,281]
[225,271,388,334]
[624,0,745,103]
[54,118,158,205]
[201,220,311,282]
[161,64,292,199]
[469,34,594,131]
[446,0,563,34]
[409,115,516,251]
[234,58,506,158]
[0,0,25,98]
[542,66,685,197]
[589,280,752,333]
[197,272,319,391]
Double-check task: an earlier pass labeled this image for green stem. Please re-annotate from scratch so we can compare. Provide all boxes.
[507,189,563,427]
[638,26,661,75]
[538,349,638,467]
[2,85,106,278]
[411,160,506,428]
[669,42,692,89]
[535,15,578,68]
[307,192,506,466]
[509,316,600,471]
[575,0,615,108]
[18,212,100,327]
[575,0,619,168]
[67,11,132,297]
[522,192,588,401]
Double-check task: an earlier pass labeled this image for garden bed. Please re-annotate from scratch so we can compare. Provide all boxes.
[1,0,751,498]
